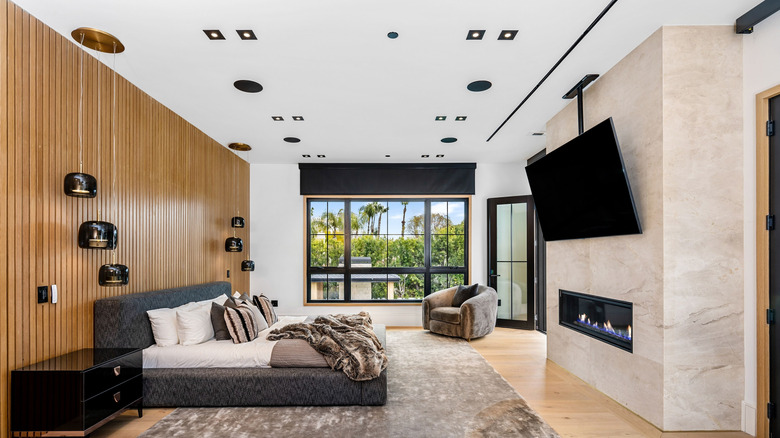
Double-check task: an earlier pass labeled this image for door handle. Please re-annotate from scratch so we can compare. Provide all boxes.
[113,366,121,376]
[489,274,501,277]
[113,392,121,403]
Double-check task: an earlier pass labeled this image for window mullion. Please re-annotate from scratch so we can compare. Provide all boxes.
[344,199,352,302]
[424,200,431,296]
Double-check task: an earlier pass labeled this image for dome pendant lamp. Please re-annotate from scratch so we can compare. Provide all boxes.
[97,39,129,287]
[65,31,97,198]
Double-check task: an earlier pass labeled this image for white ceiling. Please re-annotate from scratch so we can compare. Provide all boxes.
[14,0,758,164]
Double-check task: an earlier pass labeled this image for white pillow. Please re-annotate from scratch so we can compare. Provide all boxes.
[146,302,198,347]
[176,305,215,346]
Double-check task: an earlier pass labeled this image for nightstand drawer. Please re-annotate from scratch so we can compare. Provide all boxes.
[84,350,142,399]
[84,375,143,429]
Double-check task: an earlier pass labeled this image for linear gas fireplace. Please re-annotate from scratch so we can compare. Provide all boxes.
[559,290,632,352]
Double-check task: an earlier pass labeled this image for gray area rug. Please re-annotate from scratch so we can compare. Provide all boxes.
[140,331,559,438]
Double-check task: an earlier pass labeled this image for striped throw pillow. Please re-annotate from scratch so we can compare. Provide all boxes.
[223,303,258,344]
[253,294,278,326]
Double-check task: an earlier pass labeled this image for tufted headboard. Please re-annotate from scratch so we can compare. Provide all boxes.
[94,281,231,349]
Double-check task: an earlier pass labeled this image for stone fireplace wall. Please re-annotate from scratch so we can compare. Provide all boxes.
[545,26,743,431]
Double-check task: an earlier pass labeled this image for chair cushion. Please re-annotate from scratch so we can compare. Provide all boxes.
[452,283,480,307]
[430,307,460,324]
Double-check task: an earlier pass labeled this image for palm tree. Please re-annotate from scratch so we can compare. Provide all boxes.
[375,204,389,235]
[401,201,408,238]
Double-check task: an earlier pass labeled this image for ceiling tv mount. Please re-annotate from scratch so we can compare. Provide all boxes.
[562,74,599,135]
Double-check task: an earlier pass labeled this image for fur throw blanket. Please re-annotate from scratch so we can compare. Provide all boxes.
[267,312,388,381]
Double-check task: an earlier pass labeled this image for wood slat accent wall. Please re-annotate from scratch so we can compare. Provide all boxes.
[0,2,250,436]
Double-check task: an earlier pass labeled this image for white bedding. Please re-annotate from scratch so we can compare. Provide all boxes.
[143,316,306,368]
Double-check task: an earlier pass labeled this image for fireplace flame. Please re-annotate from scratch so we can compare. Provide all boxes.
[575,313,632,341]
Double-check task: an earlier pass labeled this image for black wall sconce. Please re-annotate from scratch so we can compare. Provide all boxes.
[78,221,118,249]
[226,237,243,252]
[232,217,245,228]
[241,260,255,271]
[99,263,129,286]
[64,173,97,198]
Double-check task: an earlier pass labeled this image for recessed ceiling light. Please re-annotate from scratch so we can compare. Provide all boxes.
[441,137,458,143]
[272,116,284,121]
[421,155,430,158]
[387,31,399,39]
[203,29,225,40]
[302,154,311,158]
[467,80,492,92]
[292,116,304,121]
[467,30,485,40]
[228,142,252,151]
[234,80,263,93]
[498,30,518,40]
[435,116,446,121]
[455,116,467,121]
[284,137,301,143]
[385,154,391,157]
[436,154,445,158]
[237,29,257,40]
[317,154,326,158]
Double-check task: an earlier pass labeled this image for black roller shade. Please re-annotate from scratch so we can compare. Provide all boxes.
[299,163,476,195]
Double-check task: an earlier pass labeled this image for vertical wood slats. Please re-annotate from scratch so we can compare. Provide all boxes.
[0,2,250,437]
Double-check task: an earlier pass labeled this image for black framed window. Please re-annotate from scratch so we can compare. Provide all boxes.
[307,198,469,303]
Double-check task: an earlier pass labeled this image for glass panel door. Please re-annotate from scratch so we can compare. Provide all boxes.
[488,196,534,329]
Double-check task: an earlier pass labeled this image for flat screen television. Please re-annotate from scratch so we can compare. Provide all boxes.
[525,117,641,241]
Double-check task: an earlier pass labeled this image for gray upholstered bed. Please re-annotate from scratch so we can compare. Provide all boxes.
[93,281,387,406]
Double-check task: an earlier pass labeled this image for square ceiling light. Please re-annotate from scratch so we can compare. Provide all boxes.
[455,116,467,121]
[467,30,485,40]
[203,30,225,40]
[237,29,257,40]
[498,30,518,40]
[272,116,284,121]
[435,116,446,121]
[292,116,304,121]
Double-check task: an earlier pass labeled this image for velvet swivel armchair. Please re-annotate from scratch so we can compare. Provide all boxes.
[422,285,498,341]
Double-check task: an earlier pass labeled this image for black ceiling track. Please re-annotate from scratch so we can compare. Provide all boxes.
[735,0,780,34]
[486,0,619,142]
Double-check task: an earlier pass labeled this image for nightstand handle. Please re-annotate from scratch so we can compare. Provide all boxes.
[113,391,121,403]
[113,365,121,376]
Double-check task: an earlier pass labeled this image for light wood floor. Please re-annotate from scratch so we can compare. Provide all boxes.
[93,327,750,438]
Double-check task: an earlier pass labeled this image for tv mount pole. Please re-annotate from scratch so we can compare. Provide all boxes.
[563,74,599,135]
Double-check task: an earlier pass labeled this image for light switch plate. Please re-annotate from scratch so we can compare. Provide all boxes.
[51,284,58,304]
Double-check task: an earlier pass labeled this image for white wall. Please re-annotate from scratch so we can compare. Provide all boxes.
[742,11,780,436]
[249,162,530,327]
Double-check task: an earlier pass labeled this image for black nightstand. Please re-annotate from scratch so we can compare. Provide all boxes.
[11,348,143,437]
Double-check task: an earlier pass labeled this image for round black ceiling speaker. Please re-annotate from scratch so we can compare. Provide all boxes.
[78,221,118,249]
[64,172,97,198]
[467,80,492,92]
[284,137,301,143]
[241,260,255,271]
[441,137,458,143]
[387,32,398,39]
[234,80,263,93]
[99,264,129,287]
[226,237,244,252]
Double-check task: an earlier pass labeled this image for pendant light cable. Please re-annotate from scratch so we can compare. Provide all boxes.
[78,33,85,173]
[111,43,118,265]
[96,52,101,220]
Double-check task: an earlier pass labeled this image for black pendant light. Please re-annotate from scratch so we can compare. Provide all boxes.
[241,260,255,271]
[65,31,97,198]
[231,216,245,228]
[78,221,118,249]
[225,237,243,252]
[99,264,129,286]
[94,34,128,287]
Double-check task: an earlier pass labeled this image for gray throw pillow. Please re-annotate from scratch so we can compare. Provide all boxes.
[452,283,479,307]
[211,301,232,341]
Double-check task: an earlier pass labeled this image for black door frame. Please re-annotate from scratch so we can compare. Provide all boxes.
[768,93,780,438]
[528,149,547,333]
[487,195,535,330]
